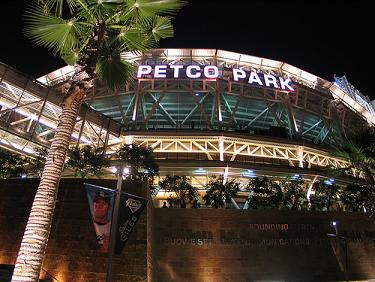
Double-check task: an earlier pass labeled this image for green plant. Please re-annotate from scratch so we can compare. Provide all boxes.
[29,147,49,177]
[246,177,283,209]
[0,147,27,178]
[116,143,159,181]
[340,183,375,215]
[331,126,375,184]
[159,175,197,208]
[309,181,341,211]
[282,179,309,210]
[203,176,239,208]
[67,145,109,179]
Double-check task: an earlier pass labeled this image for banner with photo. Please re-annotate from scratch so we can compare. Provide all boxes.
[114,192,148,254]
[85,183,115,253]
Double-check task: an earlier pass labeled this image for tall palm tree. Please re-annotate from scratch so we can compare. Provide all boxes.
[116,142,159,180]
[13,1,185,280]
[331,127,375,184]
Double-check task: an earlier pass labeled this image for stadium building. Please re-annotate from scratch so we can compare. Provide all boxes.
[1,49,375,281]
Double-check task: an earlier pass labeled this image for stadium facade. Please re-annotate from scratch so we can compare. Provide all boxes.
[2,49,375,281]
[1,49,374,200]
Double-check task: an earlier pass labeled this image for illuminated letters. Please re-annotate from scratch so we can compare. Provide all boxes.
[233,69,246,81]
[137,65,152,78]
[154,65,167,78]
[248,72,263,86]
[170,65,183,78]
[186,65,201,78]
[204,66,219,79]
[136,65,294,92]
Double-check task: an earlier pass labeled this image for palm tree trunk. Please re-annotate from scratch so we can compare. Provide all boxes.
[11,88,85,282]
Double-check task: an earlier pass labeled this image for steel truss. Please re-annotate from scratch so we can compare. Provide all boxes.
[126,133,347,169]
[0,63,122,155]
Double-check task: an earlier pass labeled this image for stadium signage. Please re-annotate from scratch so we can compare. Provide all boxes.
[137,64,295,92]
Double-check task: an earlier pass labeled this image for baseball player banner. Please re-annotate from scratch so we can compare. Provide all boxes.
[85,183,115,253]
[114,192,148,254]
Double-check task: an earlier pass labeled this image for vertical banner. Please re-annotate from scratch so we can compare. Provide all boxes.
[85,183,115,253]
[114,192,148,254]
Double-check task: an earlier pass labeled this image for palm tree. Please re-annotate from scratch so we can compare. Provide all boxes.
[331,126,375,184]
[245,177,283,209]
[67,145,109,179]
[309,180,340,211]
[13,1,185,280]
[340,183,375,215]
[203,176,240,208]
[159,175,197,207]
[116,143,159,180]
[282,179,309,210]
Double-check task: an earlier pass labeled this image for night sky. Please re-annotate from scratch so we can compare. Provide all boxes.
[1,1,374,99]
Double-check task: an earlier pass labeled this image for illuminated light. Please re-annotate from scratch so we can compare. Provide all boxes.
[324,179,333,186]
[111,167,117,174]
[332,221,337,227]
[193,168,207,175]
[123,167,130,175]
[329,178,335,182]
[21,174,27,179]
[195,92,200,97]
[241,169,255,178]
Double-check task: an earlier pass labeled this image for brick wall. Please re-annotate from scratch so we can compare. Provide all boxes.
[155,209,375,282]
[2,178,375,282]
[0,178,149,282]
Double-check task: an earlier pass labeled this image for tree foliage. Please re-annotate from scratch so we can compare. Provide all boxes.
[246,177,283,209]
[309,181,341,211]
[24,0,186,89]
[29,147,49,177]
[340,183,375,214]
[116,143,158,180]
[67,145,109,179]
[331,126,375,184]
[0,148,27,178]
[159,175,198,207]
[203,176,239,208]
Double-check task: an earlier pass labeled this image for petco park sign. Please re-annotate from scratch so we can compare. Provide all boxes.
[137,65,295,92]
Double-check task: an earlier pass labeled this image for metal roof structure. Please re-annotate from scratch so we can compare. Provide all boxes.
[1,49,370,185]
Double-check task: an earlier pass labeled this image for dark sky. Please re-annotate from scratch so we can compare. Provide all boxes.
[1,1,374,99]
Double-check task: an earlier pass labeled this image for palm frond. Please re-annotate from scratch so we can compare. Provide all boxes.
[114,26,149,51]
[86,0,124,22]
[40,0,80,16]
[24,3,87,55]
[119,0,186,24]
[96,49,134,89]
[150,16,173,41]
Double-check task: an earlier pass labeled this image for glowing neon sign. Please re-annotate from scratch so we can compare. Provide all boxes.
[137,65,295,92]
